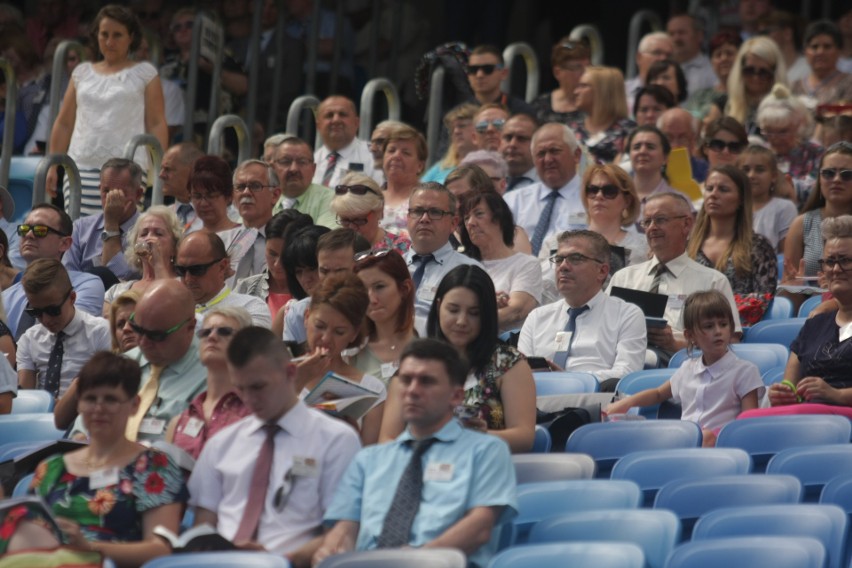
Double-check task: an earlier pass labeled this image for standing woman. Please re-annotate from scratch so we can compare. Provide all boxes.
[379,265,536,453]
[532,37,590,125]
[687,165,778,326]
[572,66,636,164]
[351,250,416,384]
[47,5,167,216]
[740,144,798,253]
[725,36,787,135]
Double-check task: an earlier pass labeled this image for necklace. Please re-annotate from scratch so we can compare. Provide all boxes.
[84,453,112,470]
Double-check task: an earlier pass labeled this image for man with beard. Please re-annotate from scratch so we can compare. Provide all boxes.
[271,135,337,229]
[232,159,281,282]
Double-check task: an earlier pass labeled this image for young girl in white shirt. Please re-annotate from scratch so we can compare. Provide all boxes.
[606,289,764,446]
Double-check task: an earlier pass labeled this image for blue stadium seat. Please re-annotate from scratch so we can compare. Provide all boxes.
[488,542,645,568]
[767,444,852,502]
[0,414,65,445]
[610,448,751,506]
[744,318,805,346]
[528,509,680,568]
[762,296,794,320]
[534,371,600,394]
[11,390,56,414]
[8,156,42,223]
[314,548,465,567]
[716,415,852,472]
[0,440,44,461]
[532,425,552,453]
[12,472,33,497]
[798,294,824,317]
[615,369,677,419]
[692,504,847,568]
[819,476,852,568]
[142,552,290,567]
[565,421,701,478]
[512,453,596,484]
[761,366,786,387]
[668,343,788,375]
[664,536,826,568]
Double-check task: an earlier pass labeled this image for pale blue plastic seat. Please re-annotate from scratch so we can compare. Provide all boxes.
[534,371,600,394]
[0,413,65,445]
[11,390,55,414]
[512,453,596,484]
[532,425,552,453]
[615,369,677,419]
[766,444,852,502]
[762,296,794,320]
[142,552,290,568]
[315,548,465,567]
[664,536,825,568]
[744,318,805,345]
[668,343,788,375]
[798,294,824,317]
[488,542,645,568]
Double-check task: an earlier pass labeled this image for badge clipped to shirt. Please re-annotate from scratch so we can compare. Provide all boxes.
[420,285,437,303]
[291,456,320,478]
[554,331,572,352]
[89,467,120,490]
[424,462,454,482]
[182,417,204,438]
[380,362,397,380]
[139,417,166,435]
[667,294,687,311]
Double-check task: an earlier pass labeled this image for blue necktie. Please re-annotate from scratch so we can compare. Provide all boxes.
[554,305,589,369]
[531,190,559,256]
[411,254,434,288]
[176,203,194,225]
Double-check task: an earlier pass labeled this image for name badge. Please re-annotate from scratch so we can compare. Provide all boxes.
[139,417,166,435]
[667,294,686,310]
[555,331,572,352]
[567,212,588,229]
[89,467,120,490]
[291,456,320,477]
[380,362,397,380]
[424,462,454,482]
[420,285,437,302]
[182,417,204,438]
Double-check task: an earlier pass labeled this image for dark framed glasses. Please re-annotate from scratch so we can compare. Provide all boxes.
[234,181,274,193]
[466,64,502,75]
[24,288,72,318]
[705,139,745,154]
[549,253,603,266]
[407,207,453,220]
[197,326,235,339]
[334,184,380,197]
[820,168,852,182]
[337,215,370,228]
[475,119,506,133]
[585,184,623,199]
[354,248,392,262]
[128,313,192,342]
[742,65,774,79]
[174,258,225,277]
[17,224,68,238]
[818,256,852,272]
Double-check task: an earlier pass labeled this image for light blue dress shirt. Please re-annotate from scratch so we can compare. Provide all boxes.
[62,211,140,280]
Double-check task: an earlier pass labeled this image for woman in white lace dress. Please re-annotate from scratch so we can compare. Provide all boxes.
[47,4,168,216]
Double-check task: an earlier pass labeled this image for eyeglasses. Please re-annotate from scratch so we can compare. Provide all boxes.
[549,253,603,266]
[25,288,72,319]
[337,215,371,228]
[475,119,506,133]
[234,181,274,193]
[761,127,793,138]
[705,139,745,154]
[818,256,852,272]
[466,63,503,75]
[128,313,192,342]
[274,157,313,168]
[354,248,392,262]
[407,207,453,220]
[642,49,672,58]
[369,137,387,148]
[79,394,132,413]
[174,258,225,277]
[640,214,689,229]
[820,168,852,182]
[189,192,221,203]
[17,224,68,238]
[586,184,624,199]
[742,65,774,79]
[197,326,235,339]
[171,20,194,32]
[334,184,381,197]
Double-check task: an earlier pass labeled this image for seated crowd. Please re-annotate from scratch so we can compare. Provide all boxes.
[1,2,852,567]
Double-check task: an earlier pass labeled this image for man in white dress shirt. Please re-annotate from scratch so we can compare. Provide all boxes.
[667,14,717,94]
[502,122,587,257]
[519,230,646,387]
[623,32,675,105]
[189,326,360,563]
[160,142,205,233]
[608,193,741,362]
[500,113,540,192]
[312,96,377,187]
[231,159,281,282]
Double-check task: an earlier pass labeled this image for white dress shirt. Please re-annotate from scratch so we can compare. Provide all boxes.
[313,138,378,187]
[17,309,111,396]
[607,252,743,344]
[519,290,647,380]
[681,53,717,94]
[188,402,361,555]
[502,176,587,243]
[196,286,273,328]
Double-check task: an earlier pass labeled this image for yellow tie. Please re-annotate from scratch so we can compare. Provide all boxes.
[126,365,163,441]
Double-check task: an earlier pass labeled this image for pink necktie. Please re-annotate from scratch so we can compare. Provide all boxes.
[233,423,279,542]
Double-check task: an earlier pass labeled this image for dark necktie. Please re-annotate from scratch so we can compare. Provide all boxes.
[554,305,589,369]
[649,264,669,294]
[376,437,437,548]
[322,151,339,187]
[43,331,65,398]
[233,423,280,543]
[530,190,559,256]
[15,309,36,341]
[176,203,194,226]
[411,254,435,289]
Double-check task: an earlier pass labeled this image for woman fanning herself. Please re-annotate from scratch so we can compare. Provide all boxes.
[379,265,536,453]
[739,144,798,252]
[47,4,167,215]
[351,250,416,384]
[687,165,778,326]
[297,273,386,446]
[26,352,187,567]
[607,290,763,446]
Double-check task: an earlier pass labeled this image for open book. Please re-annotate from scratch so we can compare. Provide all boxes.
[304,372,383,420]
[0,439,88,495]
[153,523,236,553]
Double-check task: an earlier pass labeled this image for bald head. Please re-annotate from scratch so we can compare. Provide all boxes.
[133,279,197,366]
[317,96,360,151]
[658,108,696,151]
[176,231,229,304]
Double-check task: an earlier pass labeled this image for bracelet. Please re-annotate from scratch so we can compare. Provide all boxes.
[780,379,803,403]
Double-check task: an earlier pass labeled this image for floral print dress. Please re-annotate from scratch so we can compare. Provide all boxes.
[463,343,525,429]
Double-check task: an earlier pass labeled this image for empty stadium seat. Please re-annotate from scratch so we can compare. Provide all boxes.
[534,371,600,395]
[488,542,645,568]
[664,536,825,568]
[668,343,788,375]
[614,368,677,419]
[766,444,852,502]
[512,453,596,484]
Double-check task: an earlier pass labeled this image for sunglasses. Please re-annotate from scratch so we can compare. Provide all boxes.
[337,215,370,228]
[334,184,380,197]
[586,184,624,199]
[25,288,72,318]
[742,65,774,79]
[354,248,392,262]
[820,168,852,182]
[17,224,68,238]
[174,258,225,277]
[128,313,192,342]
[197,326,235,339]
[706,139,745,154]
[475,119,506,133]
[466,64,503,75]
[171,20,194,32]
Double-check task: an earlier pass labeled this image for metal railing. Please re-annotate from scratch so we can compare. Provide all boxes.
[358,78,401,140]
[34,155,81,219]
[569,25,604,66]
[184,11,225,146]
[501,42,539,103]
[123,134,164,206]
[626,10,663,79]
[0,58,15,189]
[208,115,251,164]
[426,66,445,168]
[47,40,85,155]
[286,95,321,149]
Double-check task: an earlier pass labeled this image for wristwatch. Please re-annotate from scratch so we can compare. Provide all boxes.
[100,230,121,241]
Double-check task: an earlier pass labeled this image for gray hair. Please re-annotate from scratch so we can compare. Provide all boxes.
[233,158,279,188]
[822,215,852,241]
[643,191,693,215]
[639,31,673,54]
[460,150,509,178]
[202,306,253,329]
[531,122,579,153]
[756,83,811,140]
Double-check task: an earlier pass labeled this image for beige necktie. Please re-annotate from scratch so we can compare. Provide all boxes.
[126,365,163,441]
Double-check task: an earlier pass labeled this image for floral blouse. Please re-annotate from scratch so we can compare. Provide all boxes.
[531,92,585,126]
[775,140,824,206]
[569,117,637,164]
[463,343,525,430]
[29,449,188,543]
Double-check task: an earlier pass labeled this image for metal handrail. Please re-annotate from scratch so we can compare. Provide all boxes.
[426,66,445,168]
[34,155,81,220]
[569,25,604,66]
[501,42,539,103]
[267,0,287,137]
[358,78,401,140]
[243,0,263,154]
[47,40,85,154]
[626,10,663,79]
[208,114,251,164]
[286,95,321,149]
[184,11,225,146]
[123,134,164,206]
[0,58,15,189]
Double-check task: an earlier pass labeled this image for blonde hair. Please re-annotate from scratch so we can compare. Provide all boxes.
[440,102,480,170]
[330,172,384,217]
[726,37,787,125]
[581,163,641,226]
[584,66,629,126]
[109,289,141,353]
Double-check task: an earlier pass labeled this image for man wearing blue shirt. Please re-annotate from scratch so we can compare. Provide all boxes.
[314,338,517,568]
